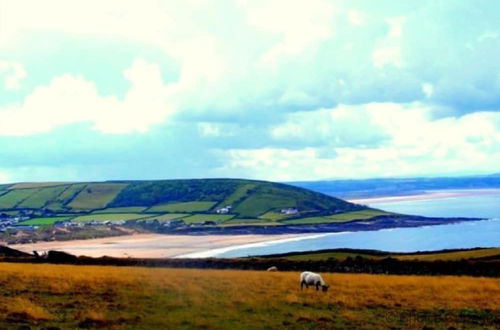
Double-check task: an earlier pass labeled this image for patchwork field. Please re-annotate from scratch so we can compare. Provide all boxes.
[17,217,72,226]
[92,207,148,214]
[0,263,497,329]
[68,183,128,210]
[181,214,235,223]
[280,209,392,225]
[17,185,68,209]
[71,213,154,222]
[1,179,395,233]
[0,189,39,209]
[146,201,217,213]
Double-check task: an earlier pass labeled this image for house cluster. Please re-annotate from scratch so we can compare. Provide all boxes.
[55,219,127,228]
[0,213,32,231]
[281,207,299,215]
[215,205,232,214]
[141,218,184,228]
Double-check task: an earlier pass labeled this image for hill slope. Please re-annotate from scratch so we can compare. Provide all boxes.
[0,179,372,227]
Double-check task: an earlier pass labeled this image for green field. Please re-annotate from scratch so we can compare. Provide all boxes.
[147,201,216,213]
[10,182,72,189]
[234,193,295,218]
[92,207,147,214]
[0,184,10,191]
[0,189,39,209]
[18,217,73,226]
[260,211,289,220]
[139,213,189,221]
[0,179,370,229]
[280,209,391,225]
[220,219,281,226]
[72,213,152,222]
[56,184,86,203]
[181,214,234,223]
[218,183,257,207]
[68,183,128,210]
[17,185,68,209]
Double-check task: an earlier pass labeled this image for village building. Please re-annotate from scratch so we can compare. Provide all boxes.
[281,207,299,215]
[216,205,232,214]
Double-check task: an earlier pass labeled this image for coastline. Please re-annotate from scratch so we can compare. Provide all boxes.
[175,233,332,258]
[8,233,313,259]
[348,188,500,204]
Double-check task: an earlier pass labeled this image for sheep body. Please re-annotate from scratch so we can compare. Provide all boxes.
[300,271,329,292]
[267,266,278,272]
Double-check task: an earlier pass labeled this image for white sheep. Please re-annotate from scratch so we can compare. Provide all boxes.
[300,271,329,292]
[267,266,278,272]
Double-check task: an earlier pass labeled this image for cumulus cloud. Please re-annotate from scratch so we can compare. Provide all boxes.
[0,60,26,90]
[270,106,388,148]
[1,0,500,180]
[0,59,174,135]
[218,104,500,180]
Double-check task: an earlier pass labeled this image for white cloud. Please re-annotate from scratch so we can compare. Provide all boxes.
[0,170,10,183]
[422,83,434,98]
[239,0,336,64]
[1,0,500,180]
[0,60,26,90]
[198,122,236,137]
[0,0,174,48]
[221,103,500,180]
[386,17,406,38]
[372,45,404,68]
[348,10,364,26]
[270,105,387,147]
[0,59,174,135]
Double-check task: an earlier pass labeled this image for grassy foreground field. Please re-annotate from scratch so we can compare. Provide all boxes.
[0,263,498,329]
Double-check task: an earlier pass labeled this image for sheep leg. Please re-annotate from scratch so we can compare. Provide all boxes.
[316,283,320,291]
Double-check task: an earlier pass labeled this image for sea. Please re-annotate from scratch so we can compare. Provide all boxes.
[202,191,500,258]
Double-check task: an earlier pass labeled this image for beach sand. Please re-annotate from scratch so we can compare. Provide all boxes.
[8,233,309,258]
[348,188,500,205]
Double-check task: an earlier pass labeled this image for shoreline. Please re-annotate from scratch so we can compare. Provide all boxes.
[180,218,498,258]
[7,233,313,259]
[176,233,333,258]
[348,188,500,204]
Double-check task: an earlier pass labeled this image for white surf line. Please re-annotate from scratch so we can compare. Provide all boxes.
[174,218,498,258]
[174,233,332,258]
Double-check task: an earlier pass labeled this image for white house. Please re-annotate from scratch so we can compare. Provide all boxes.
[216,205,232,214]
[281,207,299,215]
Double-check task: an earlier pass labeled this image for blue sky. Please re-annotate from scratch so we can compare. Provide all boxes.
[1,0,500,183]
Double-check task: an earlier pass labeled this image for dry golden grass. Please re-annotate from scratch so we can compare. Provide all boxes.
[396,248,500,261]
[0,262,498,329]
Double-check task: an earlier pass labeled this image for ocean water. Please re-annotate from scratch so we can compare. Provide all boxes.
[208,193,500,258]
[369,193,500,218]
[214,219,500,257]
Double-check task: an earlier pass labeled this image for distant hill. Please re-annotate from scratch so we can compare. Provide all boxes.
[291,174,500,199]
[0,179,371,227]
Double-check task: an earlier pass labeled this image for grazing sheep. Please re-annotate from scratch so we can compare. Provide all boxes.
[267,266,278,272]
[300,271,329,292]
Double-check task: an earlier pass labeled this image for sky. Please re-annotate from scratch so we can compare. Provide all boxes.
[1,0,500,183]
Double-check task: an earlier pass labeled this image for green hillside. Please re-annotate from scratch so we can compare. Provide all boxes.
[0,179,376,228]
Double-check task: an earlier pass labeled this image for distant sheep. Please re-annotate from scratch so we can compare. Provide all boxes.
[267,266,278,272]
[300,271,329,292]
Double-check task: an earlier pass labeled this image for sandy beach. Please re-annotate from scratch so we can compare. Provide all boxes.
[8,233,310,258]
[348,189,500,205]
